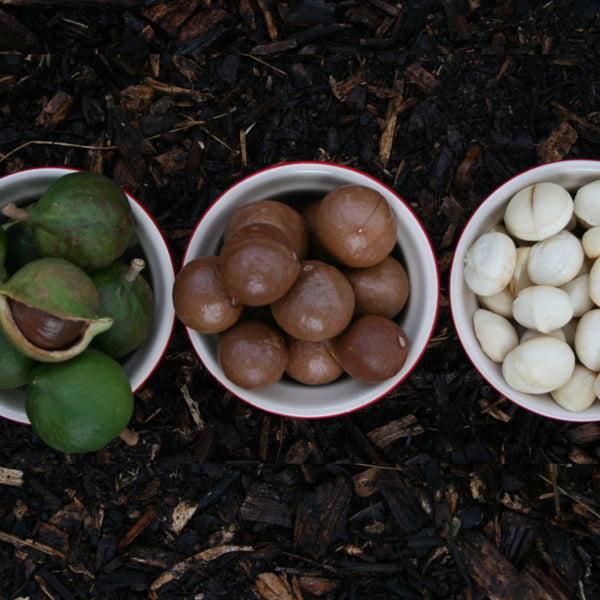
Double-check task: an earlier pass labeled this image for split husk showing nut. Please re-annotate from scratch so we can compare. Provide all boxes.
[0,257,114,362]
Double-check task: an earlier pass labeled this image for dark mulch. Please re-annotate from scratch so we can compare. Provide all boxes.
[1,1,600,599]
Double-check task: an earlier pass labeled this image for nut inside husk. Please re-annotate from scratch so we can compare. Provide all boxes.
[0,257,114,362]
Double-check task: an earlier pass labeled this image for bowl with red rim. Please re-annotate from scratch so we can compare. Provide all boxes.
[0,167,176,424]
[181,161,440,418]
[449,159,600,421]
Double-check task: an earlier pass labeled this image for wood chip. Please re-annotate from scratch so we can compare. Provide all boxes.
[34,91,74,129]
[0,466,23,487]
[0,529,65,559]
[150,544,254,591]
[405,63,441,95]
[455,532,564,600]
[117,506,157,551]
[367,415,424,449]
[240,483,293,528]
[170,500,198,534]
[255,572,304,600]
[294,477,352,560]
[537,120,578,163]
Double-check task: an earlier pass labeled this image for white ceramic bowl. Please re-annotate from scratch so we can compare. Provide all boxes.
[183,162,440,418]
[450,159,600,421]
[0,167,176,424]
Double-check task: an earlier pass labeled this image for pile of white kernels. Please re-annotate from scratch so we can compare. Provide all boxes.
[464,179,600,412]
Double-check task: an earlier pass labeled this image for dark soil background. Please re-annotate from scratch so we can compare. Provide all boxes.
[1,1,600,599]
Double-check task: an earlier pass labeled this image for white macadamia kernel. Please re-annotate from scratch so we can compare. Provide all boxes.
[473,308,518,363]
[526,230,584,286]
[510,247,533,295]
[477,286,514,318]
[520,328,566,344]
[594,373,600,400]
[573,179,600,227]
[512,285,573,333]
[501,336,575,394]
[582,226,600,259]
[574,309,600,371]
[588,258,600,307]
[551,364,597,412]
[561,318,578,347]
[464,231,516,296]
[560,274,593,317]
[503,182,573,241]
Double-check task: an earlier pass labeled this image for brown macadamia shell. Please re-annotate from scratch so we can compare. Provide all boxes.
[285,337,343,385]
[271,259,355,341]
[224,199,310,260]
[172,255,243,334]
[335,314,409,383]
[344,255,409,319]
[218,319,288,389]
[314,185,397,268]
[219,223,301,307]
[9,299,85,350]
[302,200,336,263]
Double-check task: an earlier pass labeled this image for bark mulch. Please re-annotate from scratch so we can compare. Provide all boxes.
[1,1,600,599]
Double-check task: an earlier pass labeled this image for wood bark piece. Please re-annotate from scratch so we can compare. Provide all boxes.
[255,572,304,600]
[0,529,66,559]
[177,7,229,43]
[353,467,380,497]
[367,415,424,449]
[0,466,23,487]
[405,62,442,95]
[378,470,428,534]
[117,506,157,551]
[240,482,293,528]
[0,7,40,50]
[150,544,254,591]
[294,477,352,560]
[143,76,212,103]
[120,84,154,113]
[141,0,199,37]
[34,91,74,129]
[537,120,578,163]
[169,500,198,534]
[455,531,568,600]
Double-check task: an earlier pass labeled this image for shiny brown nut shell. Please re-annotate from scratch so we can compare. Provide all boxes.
[344,255,409,319]
[302,200,336,263]
[8,298,86,350]
[224,199,310,260]
[218,319,288,389]
[172,255,243,334]
[335,314,409,383]
[314,185,397,268]
[271,259,355,342]
[285,337,343,385]
[219,223,301,307]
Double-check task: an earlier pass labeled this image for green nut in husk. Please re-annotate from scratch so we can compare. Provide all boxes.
[0,257,114,362]
[90,258,154,358]
[0,327,36,389]
[26,348,134,453]
[3,220,42,276]
[0,226,8,282]
[1,171,134,272]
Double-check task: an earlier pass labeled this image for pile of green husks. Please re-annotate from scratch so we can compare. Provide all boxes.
[0,171,154,453]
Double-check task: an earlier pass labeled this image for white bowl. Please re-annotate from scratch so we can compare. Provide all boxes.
[450,159,600,421]
[183,162,440,418]
[0,167,176,424]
